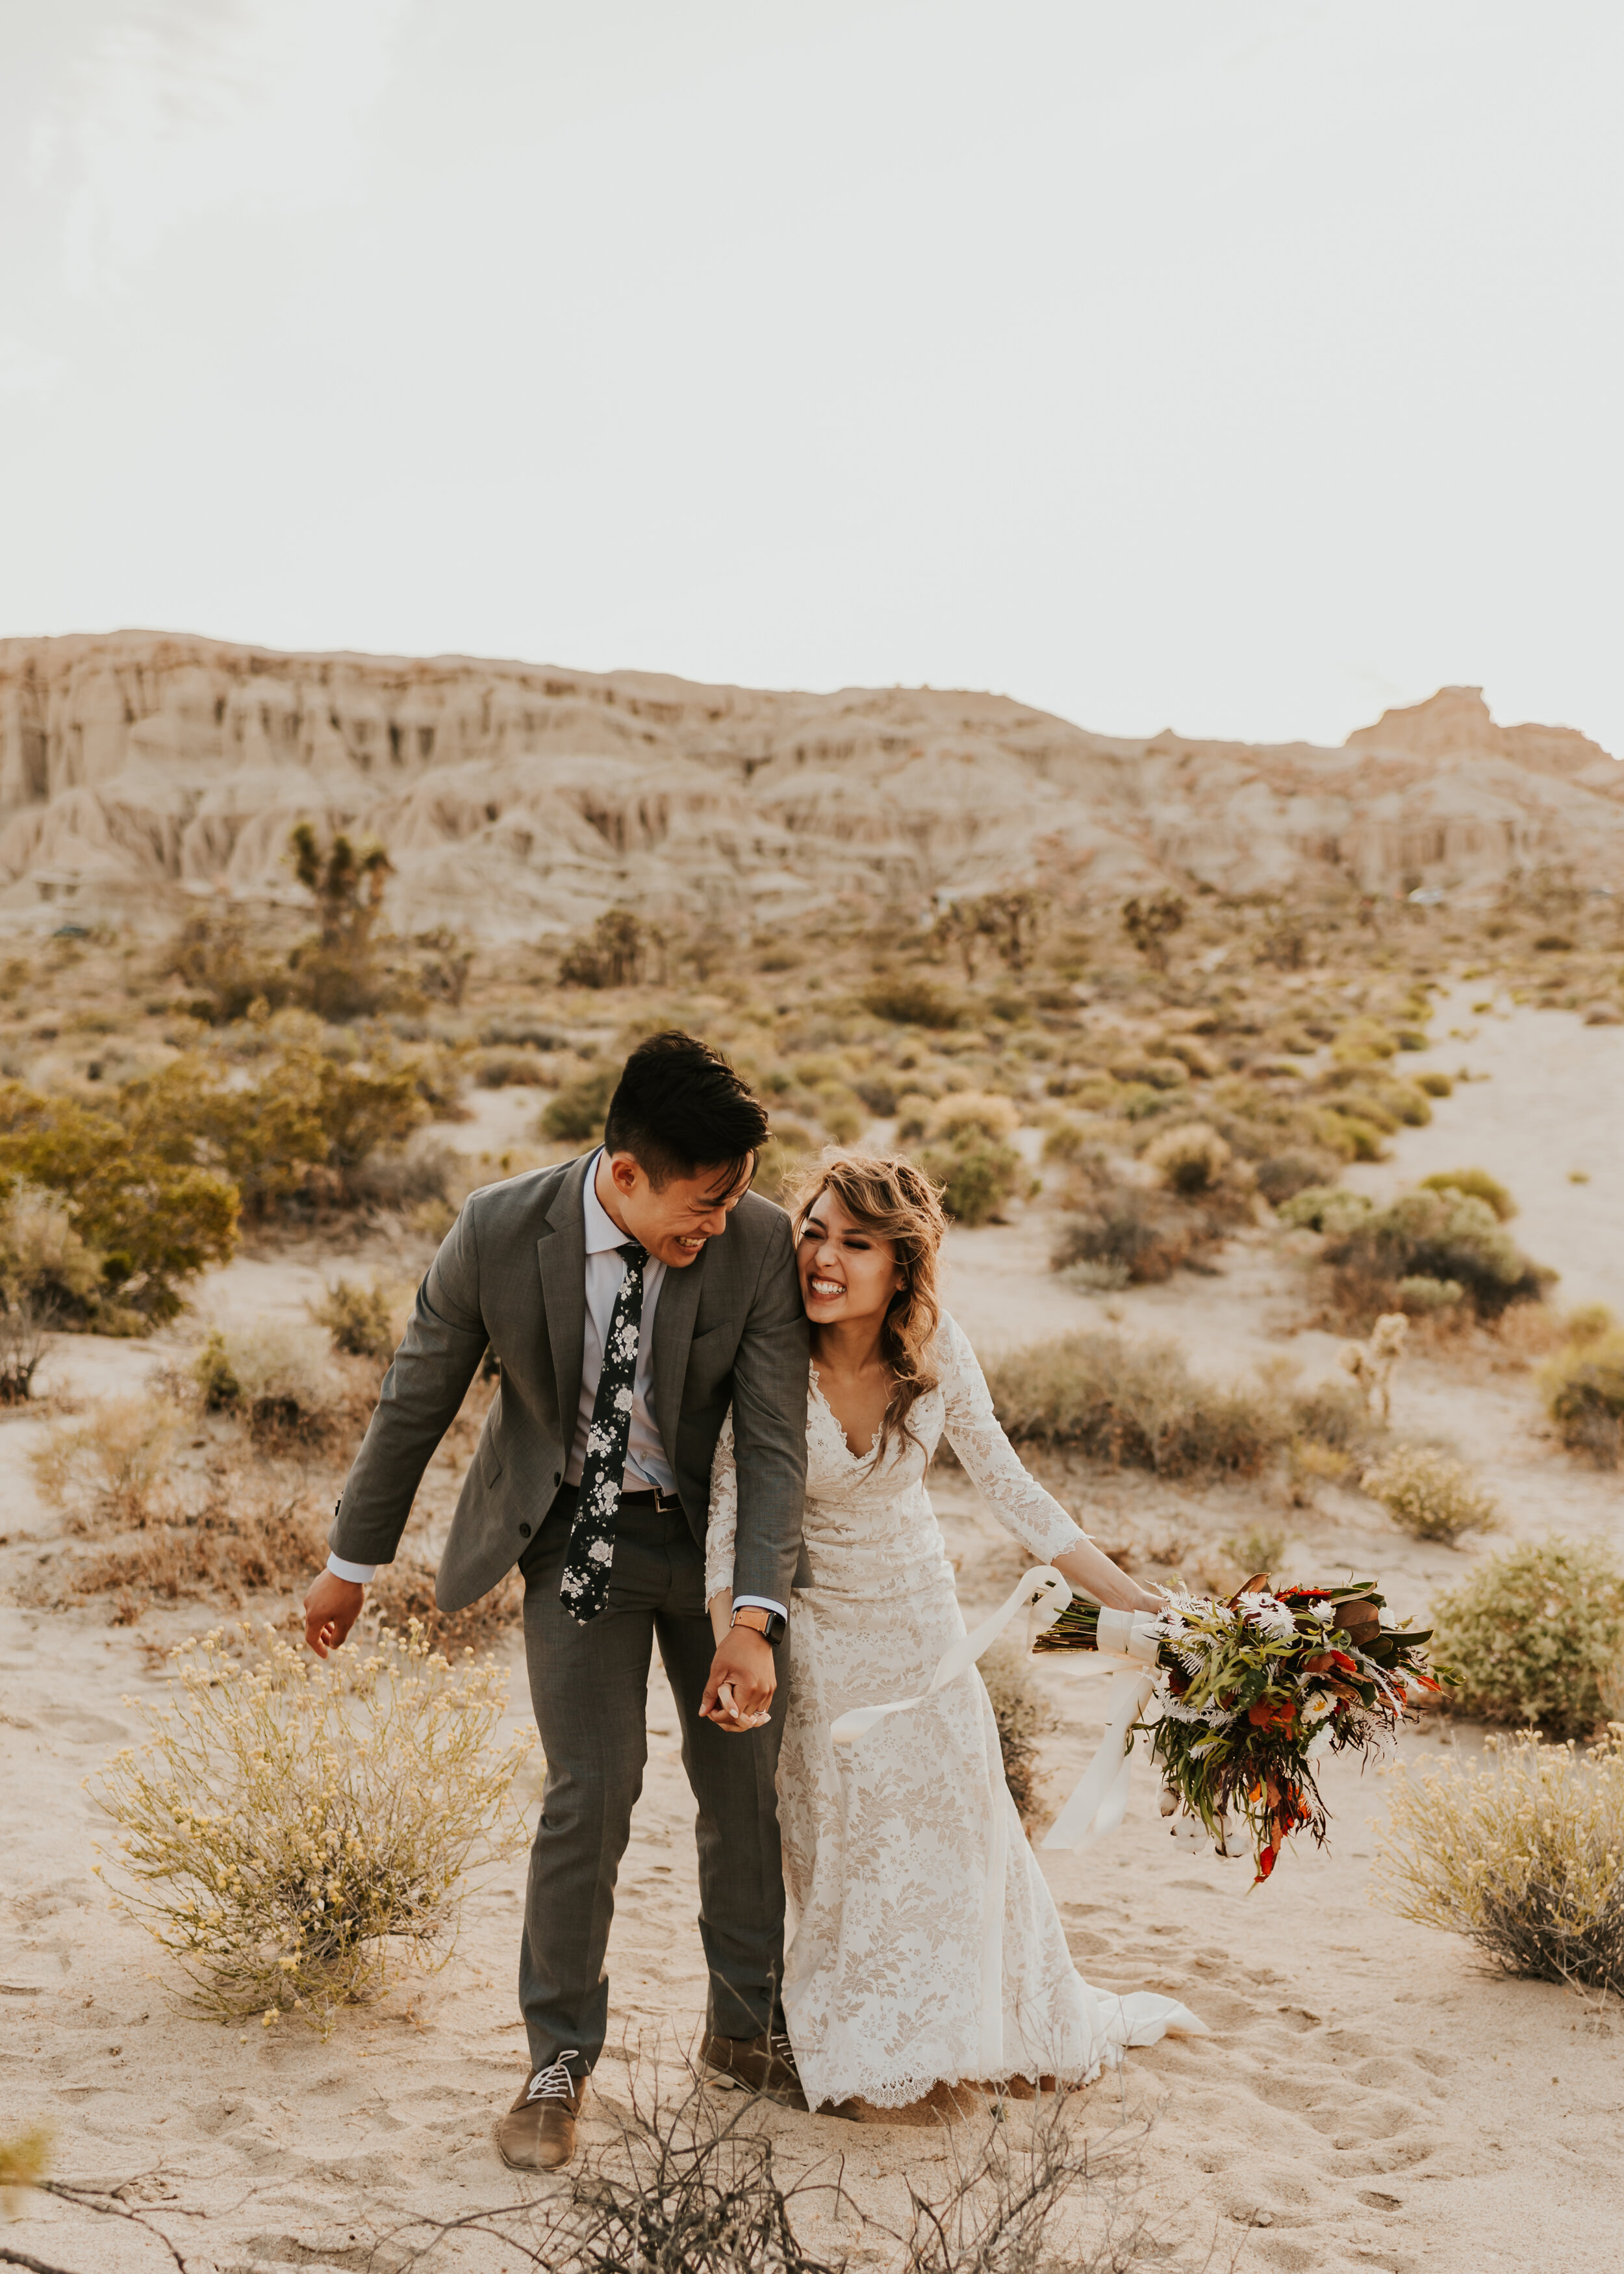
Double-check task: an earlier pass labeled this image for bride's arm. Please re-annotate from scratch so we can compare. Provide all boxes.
[939,1314,1161,1616]
[705,1408,737,1645]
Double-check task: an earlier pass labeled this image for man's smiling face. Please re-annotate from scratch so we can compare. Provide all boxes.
[600,1149,754,1268]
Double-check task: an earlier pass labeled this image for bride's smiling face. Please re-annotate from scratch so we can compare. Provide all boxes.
[797,1185,906,1329]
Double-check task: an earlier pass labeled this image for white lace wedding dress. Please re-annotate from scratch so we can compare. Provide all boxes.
[706,1312,1202,2113]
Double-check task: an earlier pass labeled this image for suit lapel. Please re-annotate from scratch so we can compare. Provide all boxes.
[537,1153,592,1431]
[652,1242,706,1466]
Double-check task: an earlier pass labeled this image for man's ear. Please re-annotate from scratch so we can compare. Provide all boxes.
[607,1151,643,1198]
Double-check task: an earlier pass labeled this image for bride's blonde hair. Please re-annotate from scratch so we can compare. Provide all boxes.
[788,1148,949,1464]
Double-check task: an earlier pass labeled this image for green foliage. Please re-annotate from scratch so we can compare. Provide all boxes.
[1421,1166,1517,1221]
[191,1322,346,1441]
[541,1060,619,1143]
[1360,1444,1501,1544]
[919,1134,1022,1228]
[1278,1186,1373,1234]
[167,906,294,1025]
[0,1180,105,1322]
[1414,1069,1454,1097]
[1538,1327,1624,1466]
[1321,1185,1549,1322]
[287,824,394,1019]
[318,1278,398,1362]
[1377,1729,1624,1993]
[1430,1537,1624,1739]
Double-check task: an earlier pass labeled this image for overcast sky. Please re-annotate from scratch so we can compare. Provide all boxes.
[3,1,1621,754]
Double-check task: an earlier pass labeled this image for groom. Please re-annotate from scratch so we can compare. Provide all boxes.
[300,1030,809,2169]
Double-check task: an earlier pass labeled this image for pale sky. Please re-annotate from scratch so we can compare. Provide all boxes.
[3,1,1621,754]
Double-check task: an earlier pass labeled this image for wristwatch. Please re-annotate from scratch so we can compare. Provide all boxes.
[731,1605,787,1646]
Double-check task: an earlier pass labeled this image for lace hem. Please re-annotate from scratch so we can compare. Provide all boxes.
[806,2056,1104,2111]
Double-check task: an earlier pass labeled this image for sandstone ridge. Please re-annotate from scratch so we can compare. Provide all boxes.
[1,632,1617,938]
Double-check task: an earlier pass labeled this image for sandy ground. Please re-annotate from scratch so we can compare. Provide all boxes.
[4,1023,1624,2271]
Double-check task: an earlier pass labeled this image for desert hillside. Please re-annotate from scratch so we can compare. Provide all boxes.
[1,632,1618,938]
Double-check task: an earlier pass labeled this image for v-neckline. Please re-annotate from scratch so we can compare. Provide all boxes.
[809,1361,883,1463]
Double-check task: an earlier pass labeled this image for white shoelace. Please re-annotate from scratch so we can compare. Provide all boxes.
[770,2032,800,2077]
[525,2050,580,2105]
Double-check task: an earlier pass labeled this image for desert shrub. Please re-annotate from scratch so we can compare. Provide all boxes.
[32,1395,182,1531]
[0,1083,238,1323]
[1430,1537,1624,1738]
[474,1045,550,1089]
[71,1483,329,1618]
[861,975,965,1028]
[95,1623,533,2027]
[1312,1106,1388,1161]
[1421,1166,1517,1221]
[1377,1730,1624,1992]
[190,1322,344,1442]
[166,905,295,1025]
[1395,1273,1464,1313]
[1143,1119,1230,1195]
[540,1060,618,1142]
[919,1132,1023,1227]
[1415,1069,1454,1097]
[1217,1524,1289,1581]
[1360,1445,1501,1544]
[928,1090,1020,1142]
[366,1559,524,1655]
[1254,1148,1337,1206]
[894,1091,937,1143]
[984,1331,1286,1477]
[1160,1034,1219,1078]
[0,2121,51,2207]
[0,1181,105,1322]
[980,1639,1053,1827]
[1278,1185,1373,1235]
[318,1278,398,1362]
[853,1073,898,1117]
[0,1301,47,1402]
[1538,1328,1624,1466]
[1052,1186,1197,1286]
[1322,1186,1549,1323]
[286,823,394,1020]
[344,1139,455,1213]
[558,908,644,989]
[1331,1016,1399,1062]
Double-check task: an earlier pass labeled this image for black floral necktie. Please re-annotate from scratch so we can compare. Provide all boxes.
[560,1241,649,1624]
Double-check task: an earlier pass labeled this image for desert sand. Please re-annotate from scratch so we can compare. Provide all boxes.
[3,1006,1623,2272]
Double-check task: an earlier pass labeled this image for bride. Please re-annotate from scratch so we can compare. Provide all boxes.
[704,1149,1203,2120]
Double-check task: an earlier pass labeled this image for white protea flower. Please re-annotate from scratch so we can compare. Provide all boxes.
[1301,1690,1335,1722]
[1307,1599,1336,1624]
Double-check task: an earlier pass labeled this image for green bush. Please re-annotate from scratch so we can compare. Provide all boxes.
[1322,1186,1549,1322]
[1278,1185,1373,1235]
[1538,1329,1624,1466]
[919,1133,1022,1227]
[1360,1444,1501,1544]
[541,1062,619,1143]
[1430,1537,1624,1738]
[0,1180,104,1323]
[318,1278,398,1362]
[1254,1149,1338,1206]
[1421,1166,1517,1221]
[1414,1069,1454,1098]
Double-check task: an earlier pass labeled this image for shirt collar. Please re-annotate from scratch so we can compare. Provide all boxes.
[581,1148,639,1257]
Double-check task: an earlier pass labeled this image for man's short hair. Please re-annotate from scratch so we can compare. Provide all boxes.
[603,1030,769,1192]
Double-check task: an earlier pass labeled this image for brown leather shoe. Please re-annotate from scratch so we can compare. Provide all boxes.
[699,2027,809,2111]
[496,2051,589,2171]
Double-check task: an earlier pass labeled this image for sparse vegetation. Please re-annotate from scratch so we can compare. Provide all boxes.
[1421,1166,1517,1221]
[540,1060,618,1143]
[1538,1312,1624,1466]
[95,1622,533,2028]
[1286,1179,1549,1325]
[190,1322,348,1442]
[1429,1537,1624,1739]
[32,1395,183,1531]
[1377,1730,1624,1994]
[1360,1444,1501,1544]
[1142,1119,1231,1196]
[318,1277,400,1363]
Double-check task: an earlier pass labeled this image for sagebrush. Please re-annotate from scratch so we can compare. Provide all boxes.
[95,1623,533,2027]
[1430,1537,1624,1739]
[1360,1444,1501,1545]
[1377,1730,1624,1993]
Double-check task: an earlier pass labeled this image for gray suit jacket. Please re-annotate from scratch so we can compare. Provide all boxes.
[329,1153,810,1615]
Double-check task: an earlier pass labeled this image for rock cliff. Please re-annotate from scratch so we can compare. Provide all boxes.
[0,632,1617,938]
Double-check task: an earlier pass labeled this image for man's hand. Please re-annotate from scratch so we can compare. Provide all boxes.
[700,1627,775,1733]
[303,1571,365,1659]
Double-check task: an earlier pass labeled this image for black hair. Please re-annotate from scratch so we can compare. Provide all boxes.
[602,1030,769,1192]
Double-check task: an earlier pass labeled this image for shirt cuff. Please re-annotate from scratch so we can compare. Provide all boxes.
[327,1553,377,1585]
[733,1594,788,1622]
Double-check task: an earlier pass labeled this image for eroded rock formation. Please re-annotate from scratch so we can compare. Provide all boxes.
[0,632,1617,938]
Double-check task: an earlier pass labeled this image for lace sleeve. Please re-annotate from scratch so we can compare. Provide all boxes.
[705,1406,738,1604]
[938,1314,1088,1561]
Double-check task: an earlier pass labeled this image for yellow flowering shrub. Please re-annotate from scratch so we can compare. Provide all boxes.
[95,1622,534,2029]
[1376,1729,1624,1991]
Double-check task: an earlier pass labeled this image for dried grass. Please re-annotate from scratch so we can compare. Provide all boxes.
[984,1331,1284,1478]
[68,1479,328,1622]
[1377,1730,1624,1994]
[980,1639,1054,1828]
[94,1621,533,2028]
[1360,1445,1502,1545]
[31,1394,182,1531]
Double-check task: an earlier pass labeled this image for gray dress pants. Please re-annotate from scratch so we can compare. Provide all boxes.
[516,1483,789,2079]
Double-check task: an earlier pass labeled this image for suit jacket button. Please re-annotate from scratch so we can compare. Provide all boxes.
[553,1471,561,1484]
[518,1522,531,1538]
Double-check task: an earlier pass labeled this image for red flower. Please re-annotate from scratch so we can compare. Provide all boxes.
[1247,1696,1297,1730]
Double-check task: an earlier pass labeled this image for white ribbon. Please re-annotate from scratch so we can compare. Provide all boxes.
[830,1566,1166,1858]
[830,1566,1073,1747]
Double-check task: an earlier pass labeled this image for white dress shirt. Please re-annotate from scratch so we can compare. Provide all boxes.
[328,1151,785,1619]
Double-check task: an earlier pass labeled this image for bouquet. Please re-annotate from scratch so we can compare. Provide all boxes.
[1035,1576,1441,1882]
